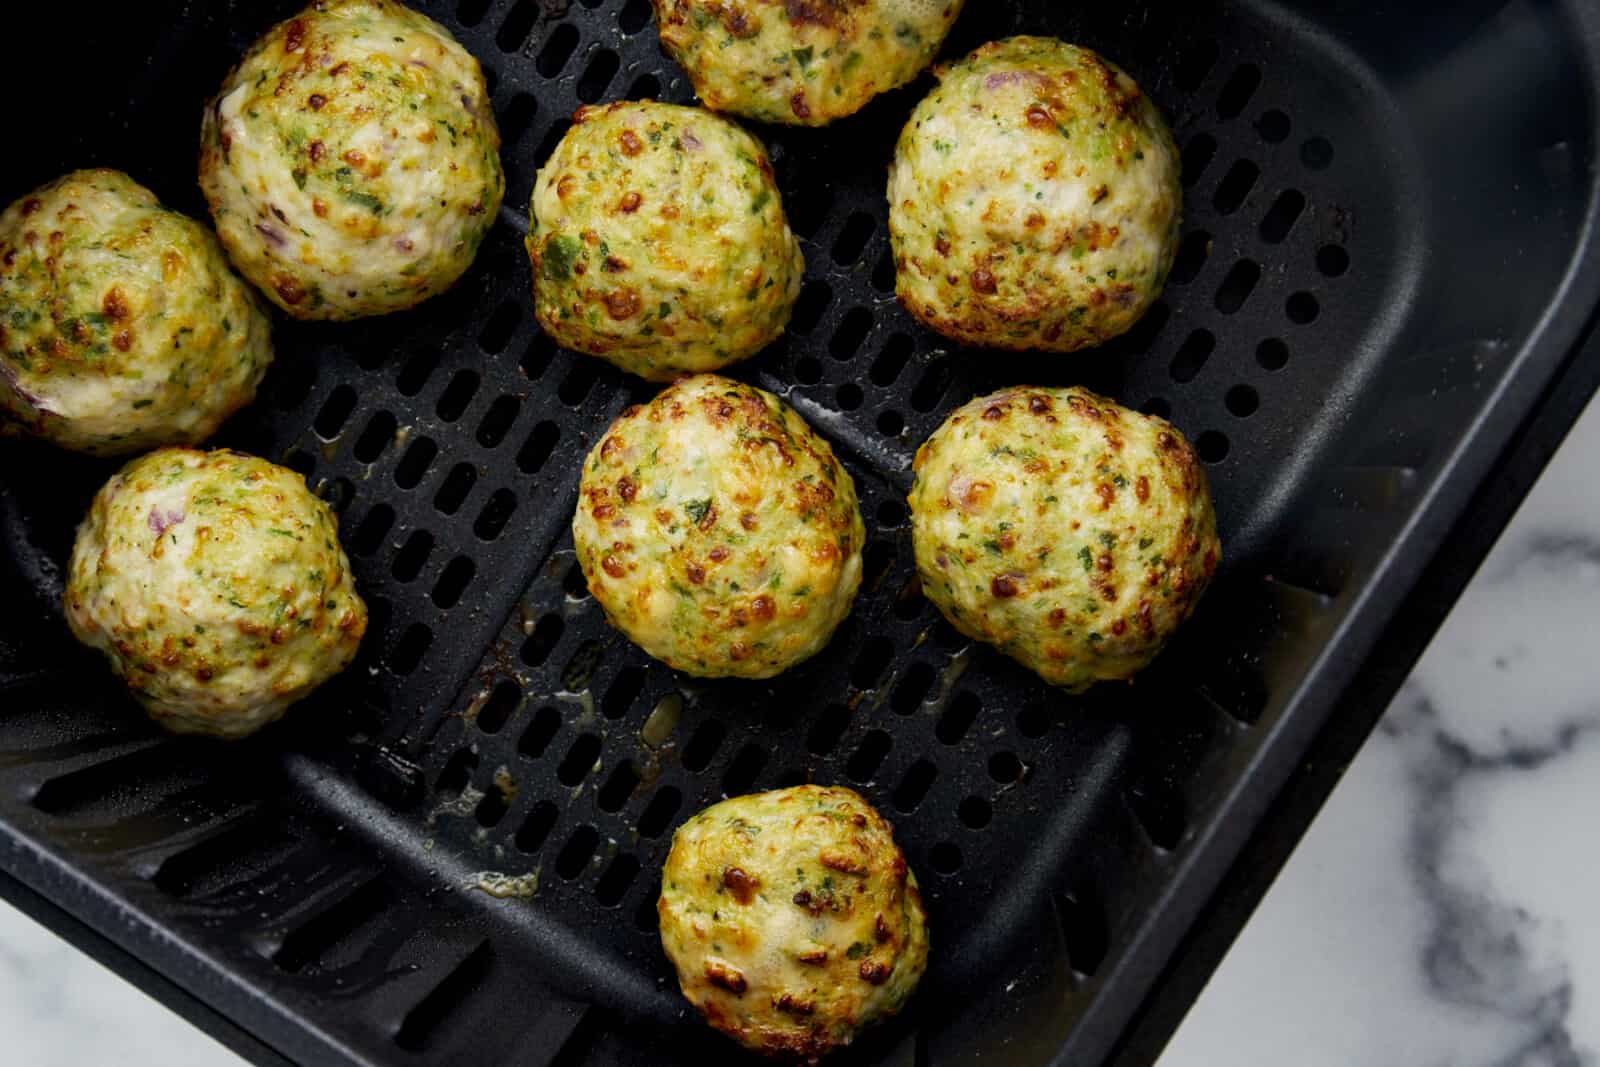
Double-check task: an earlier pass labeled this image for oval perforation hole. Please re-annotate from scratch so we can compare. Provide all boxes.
[556,826,599,880]
[682,720,727,773]
[638,786,683,838]
[497,0,538,52]
[1017,703,1050,738]
[392,530,433,582]
[564,561,590,599]
[989,751,1024,784]
[1169,329,1216,384]
[619,0,652,35]
[437,748,479,794]
[794,355,823,384]
[558,734,602,786]
[602,667,646,720]
[1257,337,1289,370]
[516,800,559,853]
[836,383,863,411]
[1181,133,1217,188]
[595,854,640,907]
[958,795,992,829]
[558,360,600,407]
[476,679,520,735]
[1256,109,1291,143]
[892,760,937,813]
[314,384,357,440]
[457,0,491,25]
[807,704,850,755]
[522,332,557,381]
[397,349,438,396]
[351,503,395,556]
[474,489,517,541]
[910,361,952,412]
[629,73,660,99]
[936,690,980,745]
[1317,244,1350,277]
[598,761,640,812]
[576,49,620,103]
[478,301,522,355]
[1214,259,1261,314]
[317,477,353,514]
[1286,291,1320,325]
[477,395,520,448]
[394,436,437,489]
[437,370,480,423]
[434,463,477,516]
[877,410,904,438]
[871,333,913,386]
[1168,231,1210,286]
[534,119,573,168]
[535,22,580,73]
[274,357,317,410]
[1196,430,1231,463]
[791,281,833,335]
[851,637,894,691]
[872,248,898,292]
[353,410,398,463]
[1141,396,1172,419]
[846,730,891,782]
[1259,189,1306,244]
[517,421,561,473]
[1225,385,1259,418]
[432,555,475,609]
[890,662,935,715]
[389,623,432,675]
[519,706,562,759]
[1213,159,1260,215]
[829,309,872,360]
[521,614,564,667]
[930,841,963,875]
[1216,63,1262,119]
[832,211,875,265]
[861,541,895,593]
[722,744,768,797]
[474,785,509,828]
[877,499,907,528]
[499,93,538,145]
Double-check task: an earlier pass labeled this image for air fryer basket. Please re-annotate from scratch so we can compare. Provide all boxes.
[3,1,1598,1064]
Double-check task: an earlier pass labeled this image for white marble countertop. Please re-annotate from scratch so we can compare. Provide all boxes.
[5,396,1598,1066]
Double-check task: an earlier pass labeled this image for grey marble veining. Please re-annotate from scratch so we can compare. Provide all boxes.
[1162,396,1600,1067]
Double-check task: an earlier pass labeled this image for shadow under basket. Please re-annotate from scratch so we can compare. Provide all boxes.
[4,2,1600,1065]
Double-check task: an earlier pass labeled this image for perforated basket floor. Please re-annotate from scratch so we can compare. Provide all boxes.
[3,2,1600,1065]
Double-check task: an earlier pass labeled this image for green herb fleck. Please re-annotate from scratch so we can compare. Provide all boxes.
[792,46,813,69]
[684,498,713,524]
[846,942,870,960]
[543,235,582,281]
[1078,546,1094,572]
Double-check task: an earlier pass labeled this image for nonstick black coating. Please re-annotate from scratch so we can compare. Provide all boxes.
[2,2,1599,1065]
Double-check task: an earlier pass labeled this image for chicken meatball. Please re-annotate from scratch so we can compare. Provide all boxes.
[65,449,368,738]
[659,785,929,1059]
[199,0,504,319]
[529,101,803,381]
[909,386,1219,689]
[0,170,272,456]
[654,0,965,126]
[574,375,862,678]
[888,37,1181,351]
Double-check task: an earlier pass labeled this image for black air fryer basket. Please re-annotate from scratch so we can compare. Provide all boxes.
[4,2,1600,1065]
